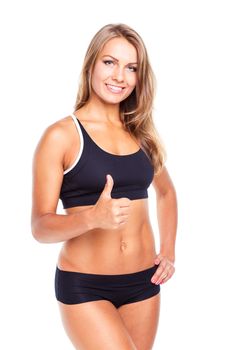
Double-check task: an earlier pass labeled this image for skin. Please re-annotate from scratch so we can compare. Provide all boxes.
[32,37,177,349]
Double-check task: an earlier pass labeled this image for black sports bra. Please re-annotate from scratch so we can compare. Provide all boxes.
[59,114,154,209]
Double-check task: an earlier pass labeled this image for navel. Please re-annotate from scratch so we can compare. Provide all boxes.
[120,240,127,251]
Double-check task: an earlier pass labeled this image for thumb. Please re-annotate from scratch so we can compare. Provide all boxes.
[100,174,114,199]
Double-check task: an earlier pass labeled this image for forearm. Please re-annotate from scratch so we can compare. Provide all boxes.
[156,188,178,263]
[32,207,94,243]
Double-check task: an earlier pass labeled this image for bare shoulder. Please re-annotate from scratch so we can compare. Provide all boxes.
[31,115,75,218]
[35,116,72,149]
[33,115,77,164]
[152,165,176,196]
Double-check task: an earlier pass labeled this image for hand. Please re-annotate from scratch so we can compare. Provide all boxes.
[91,174,131,230]
[151,253,175,285]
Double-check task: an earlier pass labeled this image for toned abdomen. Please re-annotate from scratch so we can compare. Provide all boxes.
[57,198,157,274]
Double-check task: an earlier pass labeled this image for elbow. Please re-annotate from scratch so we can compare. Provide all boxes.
[31,216,49,243]
[156,186,178,210]
[167,185,177,200]
[157,185,177,200]
[31,224,45,243]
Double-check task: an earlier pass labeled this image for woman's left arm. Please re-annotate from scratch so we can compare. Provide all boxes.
[151,165,178,284]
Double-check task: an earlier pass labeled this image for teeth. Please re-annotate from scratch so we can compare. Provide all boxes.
[107,84,123,92]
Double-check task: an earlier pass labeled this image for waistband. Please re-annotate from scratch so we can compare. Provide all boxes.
[55,264,159,284]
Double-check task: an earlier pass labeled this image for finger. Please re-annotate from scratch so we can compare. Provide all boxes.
[155,270,170,285]
[160,269,173,284]
[157,265,175,284]
[118,219,127,226]
[116,208,130,216]
[118,215,128,222]
[154,253,165,265]
[160,274,169,284]
[100,174,114,199]
[151,261,167,283]
[117,198,131,207]
[157,263,173,284]
[112,207,129,218]
[152,259,174,283]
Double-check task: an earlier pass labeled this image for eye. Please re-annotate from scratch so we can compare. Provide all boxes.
[103,60,114,65]
[103,60,137,72]
[128,66,137,72]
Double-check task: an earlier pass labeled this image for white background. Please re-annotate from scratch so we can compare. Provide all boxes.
[1,0,226,349]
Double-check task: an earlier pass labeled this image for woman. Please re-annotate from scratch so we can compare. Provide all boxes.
[31,23,178,350]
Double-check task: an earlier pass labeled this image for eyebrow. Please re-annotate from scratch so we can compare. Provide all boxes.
[101,54,138,65]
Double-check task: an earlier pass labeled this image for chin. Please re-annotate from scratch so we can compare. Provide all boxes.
[95,92,124,104]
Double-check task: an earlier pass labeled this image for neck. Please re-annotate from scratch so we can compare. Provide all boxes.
[83,94,121,123]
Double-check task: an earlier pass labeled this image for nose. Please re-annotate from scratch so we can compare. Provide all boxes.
[112,66,124,82]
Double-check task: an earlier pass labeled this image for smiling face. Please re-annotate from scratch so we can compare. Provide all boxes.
[90,37,138,104]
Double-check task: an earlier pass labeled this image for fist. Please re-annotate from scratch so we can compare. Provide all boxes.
[91,174,131,230]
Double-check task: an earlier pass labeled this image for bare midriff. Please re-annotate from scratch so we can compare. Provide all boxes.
[57,198,157,274]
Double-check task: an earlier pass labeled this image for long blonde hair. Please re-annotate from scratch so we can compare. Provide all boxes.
[73,23,167,175]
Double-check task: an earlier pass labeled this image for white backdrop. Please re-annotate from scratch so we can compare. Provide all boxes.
[1,0,226,349]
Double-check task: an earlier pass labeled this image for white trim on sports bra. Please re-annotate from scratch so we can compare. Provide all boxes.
[63,113,84,175]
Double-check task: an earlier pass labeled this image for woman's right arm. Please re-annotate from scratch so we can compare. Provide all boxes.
[31,121,95,244]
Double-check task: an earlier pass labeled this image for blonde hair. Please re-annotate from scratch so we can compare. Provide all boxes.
[73,23,167,175]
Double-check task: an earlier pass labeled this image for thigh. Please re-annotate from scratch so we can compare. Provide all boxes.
[118,292,161,350]
[57,299,138,350]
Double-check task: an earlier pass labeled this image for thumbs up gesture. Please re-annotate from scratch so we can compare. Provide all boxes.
[91,174,131,230]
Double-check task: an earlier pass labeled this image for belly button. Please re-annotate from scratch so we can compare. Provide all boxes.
[120,241,127,250]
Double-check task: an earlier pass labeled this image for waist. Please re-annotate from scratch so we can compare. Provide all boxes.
[57,221,157,274]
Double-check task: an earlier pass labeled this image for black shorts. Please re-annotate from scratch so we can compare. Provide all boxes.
[54,264,160,309]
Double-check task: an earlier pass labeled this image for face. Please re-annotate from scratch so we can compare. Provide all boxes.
[90,37,138,104]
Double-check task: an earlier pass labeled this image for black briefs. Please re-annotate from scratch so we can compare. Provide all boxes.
[54,264,160,309]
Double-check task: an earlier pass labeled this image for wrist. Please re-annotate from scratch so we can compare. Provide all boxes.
[159,250,175,264]
[85,206,98,231]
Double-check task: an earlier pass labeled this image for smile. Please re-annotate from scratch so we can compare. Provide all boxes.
[105,84,125,94]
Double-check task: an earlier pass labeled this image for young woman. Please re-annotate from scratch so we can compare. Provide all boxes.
[31,23,178,350]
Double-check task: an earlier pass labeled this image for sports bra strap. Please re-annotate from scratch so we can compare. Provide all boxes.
[63,114,84,175]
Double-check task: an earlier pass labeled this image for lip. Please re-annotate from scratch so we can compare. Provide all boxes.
[106,84,125,89]
[105,84,126,94]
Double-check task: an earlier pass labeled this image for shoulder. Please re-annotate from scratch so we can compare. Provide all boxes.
[34,115,75,157]
[40,115,74,143]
